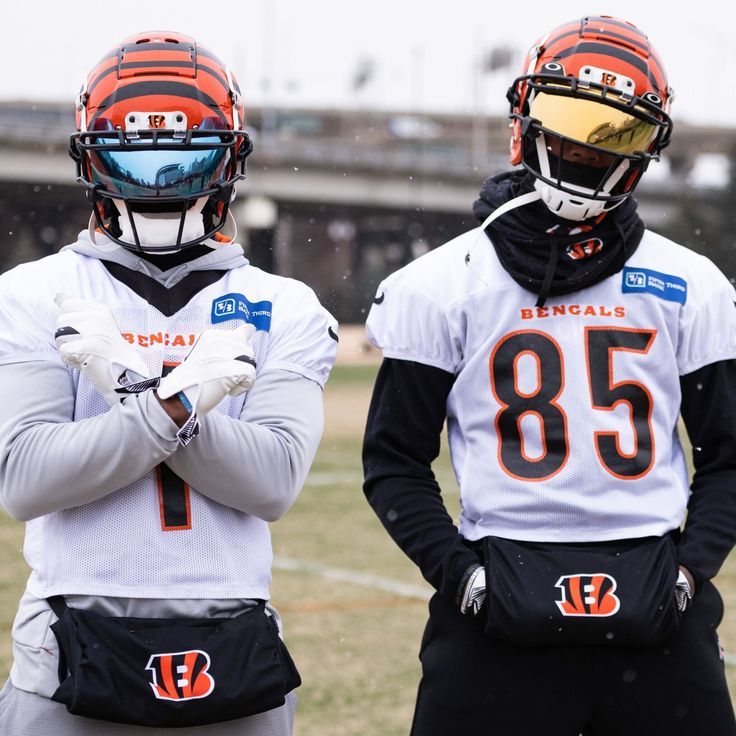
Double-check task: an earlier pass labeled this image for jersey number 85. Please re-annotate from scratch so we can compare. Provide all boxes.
[489,327,656,482]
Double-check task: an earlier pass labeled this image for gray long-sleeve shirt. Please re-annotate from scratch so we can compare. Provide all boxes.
[0,361,323,523]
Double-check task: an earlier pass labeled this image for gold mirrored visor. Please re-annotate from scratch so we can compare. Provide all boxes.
[529,92,658,155]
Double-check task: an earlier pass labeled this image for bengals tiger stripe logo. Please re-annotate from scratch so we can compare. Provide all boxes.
[146,650,215,701]
[555,573,621,617]
[147,114,168,129]
[566,238,604,261]
[600,72,618,86]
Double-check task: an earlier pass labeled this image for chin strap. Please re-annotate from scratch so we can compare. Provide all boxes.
[465,189,542,284]
[88,214,98,245]
[87,215,119,249]
[212,209,238,245]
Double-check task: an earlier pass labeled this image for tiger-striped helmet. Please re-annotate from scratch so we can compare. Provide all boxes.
[69,31,253,252]
[507,16,673,221]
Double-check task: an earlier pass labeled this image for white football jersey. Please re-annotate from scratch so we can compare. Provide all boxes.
[366,227,736,543]
[0,246,336,600]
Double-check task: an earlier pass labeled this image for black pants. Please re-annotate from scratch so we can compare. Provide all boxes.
[411,583,735,736]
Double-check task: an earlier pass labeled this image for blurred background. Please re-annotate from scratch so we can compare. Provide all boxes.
[1,2,735,734]
[1,0,735,323]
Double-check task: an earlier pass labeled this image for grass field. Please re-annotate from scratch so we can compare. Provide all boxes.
[1,361,736,735]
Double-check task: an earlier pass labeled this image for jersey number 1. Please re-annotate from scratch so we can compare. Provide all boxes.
[156,362,192,531]
[490,327,656,482]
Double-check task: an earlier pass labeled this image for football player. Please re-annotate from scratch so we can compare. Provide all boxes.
[363,16,736,736]
[0,32,337,735]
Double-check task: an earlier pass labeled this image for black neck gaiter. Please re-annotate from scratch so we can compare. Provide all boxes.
[472,171,645,306]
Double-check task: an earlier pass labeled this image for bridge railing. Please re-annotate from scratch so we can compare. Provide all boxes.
[0,103,727,196]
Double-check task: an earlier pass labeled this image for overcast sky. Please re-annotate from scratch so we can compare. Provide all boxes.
[3,0,735,127]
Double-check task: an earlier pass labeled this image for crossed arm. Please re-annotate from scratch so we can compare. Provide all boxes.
[0,359,323,523]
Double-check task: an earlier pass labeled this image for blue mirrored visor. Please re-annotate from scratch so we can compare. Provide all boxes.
[87,136,231,198]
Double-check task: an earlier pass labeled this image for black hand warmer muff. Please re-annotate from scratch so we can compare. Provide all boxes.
[48,597,301,728]
[483,535,681,647]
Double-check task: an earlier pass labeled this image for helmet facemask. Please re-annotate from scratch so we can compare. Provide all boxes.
[510,74,672,221]
[70,124,253,253]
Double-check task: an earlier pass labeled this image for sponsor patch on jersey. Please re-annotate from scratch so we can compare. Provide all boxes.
[211,293,272,331]
[621,267,687,305]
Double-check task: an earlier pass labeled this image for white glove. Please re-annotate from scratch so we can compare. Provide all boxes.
[156,325,257,418]
[675,569,693,613]
[458,564,487,616]
[55,295,154,406]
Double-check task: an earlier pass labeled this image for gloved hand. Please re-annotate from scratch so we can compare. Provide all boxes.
[675,567,694,613]
[55,295,154,406]
[156,325,257,419]
[457,563,486,616]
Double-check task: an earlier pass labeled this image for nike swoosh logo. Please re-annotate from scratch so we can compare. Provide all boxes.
[373,292,385,305]
[54,326,80,341]
[328,326,339,342]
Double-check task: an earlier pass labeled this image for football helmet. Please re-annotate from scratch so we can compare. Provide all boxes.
[69,31,253,253]
[507,16,673,221]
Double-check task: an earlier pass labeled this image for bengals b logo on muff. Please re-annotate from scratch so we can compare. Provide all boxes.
[555,573,621,617]
[146,650,215,701]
